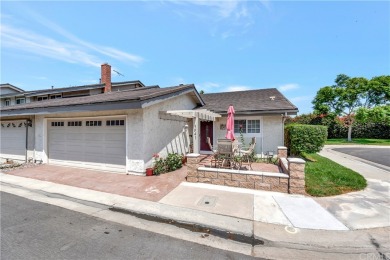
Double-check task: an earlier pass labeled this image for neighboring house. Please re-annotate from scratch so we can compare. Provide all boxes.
[0,63,298,175]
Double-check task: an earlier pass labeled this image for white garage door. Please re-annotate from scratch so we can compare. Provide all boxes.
[48,118,126,172]
[0,120,27,161]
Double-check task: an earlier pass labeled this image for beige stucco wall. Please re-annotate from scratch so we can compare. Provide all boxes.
[211,115,284,156]
[212,115,263,155]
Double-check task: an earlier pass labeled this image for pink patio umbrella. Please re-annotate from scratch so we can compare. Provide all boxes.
[225,105,235,141]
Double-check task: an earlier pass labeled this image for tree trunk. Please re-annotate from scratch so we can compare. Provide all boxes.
[347,124,352,142]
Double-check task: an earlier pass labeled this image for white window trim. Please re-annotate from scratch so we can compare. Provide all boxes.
[5,99,11,106]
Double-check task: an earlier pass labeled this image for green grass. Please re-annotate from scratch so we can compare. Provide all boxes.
[304,153,367,197]
[326,138,390,145]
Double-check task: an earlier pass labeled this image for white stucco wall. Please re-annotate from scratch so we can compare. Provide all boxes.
[141,93,196,169]
[34,115,47,163]
[126,109,144,174]
[262,115,284,154]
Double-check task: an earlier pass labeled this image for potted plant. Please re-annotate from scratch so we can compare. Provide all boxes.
[145,167,154,176]
[146,153,159,176]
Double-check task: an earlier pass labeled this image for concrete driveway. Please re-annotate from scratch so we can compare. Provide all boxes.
[333,147,390,167]
[316,146,390,229]
[5,164,187,202]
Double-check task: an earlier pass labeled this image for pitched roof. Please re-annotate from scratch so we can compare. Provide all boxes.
[1,84,199,112]
[200,88,298,114]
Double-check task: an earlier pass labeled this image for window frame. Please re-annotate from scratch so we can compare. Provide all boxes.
[106,120,125,126]
[16,98,26,105]
[4,99,11,106]
[86,120,102,127]
[50,94,62,99]
[233,119,261,134]
[37,96,48,101]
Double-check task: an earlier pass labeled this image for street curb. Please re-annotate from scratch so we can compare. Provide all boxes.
[0,173,255,242]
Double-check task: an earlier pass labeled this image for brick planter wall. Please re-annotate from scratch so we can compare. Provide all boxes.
[186,152,306,195]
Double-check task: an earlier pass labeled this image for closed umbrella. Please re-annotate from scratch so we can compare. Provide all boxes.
[225,105,235,141]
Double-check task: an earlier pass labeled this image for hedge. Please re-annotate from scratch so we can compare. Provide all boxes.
[285,124,328,155]
[328,122,390,139]
[286,114,390,139]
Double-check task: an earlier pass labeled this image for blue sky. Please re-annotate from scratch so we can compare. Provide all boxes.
[1,1,389,113]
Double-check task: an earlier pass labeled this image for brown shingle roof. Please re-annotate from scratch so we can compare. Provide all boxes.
[200,88,298,114]
[1,85,196,112]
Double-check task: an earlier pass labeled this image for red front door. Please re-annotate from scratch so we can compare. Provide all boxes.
[200,121,213,151]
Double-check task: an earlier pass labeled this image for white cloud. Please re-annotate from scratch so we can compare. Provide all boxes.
[1,25,101,67]
[278,83,299,92]
[167,0,269,38]
[290,95,313,103]
[1,10,144,68]
[226,85,252,92]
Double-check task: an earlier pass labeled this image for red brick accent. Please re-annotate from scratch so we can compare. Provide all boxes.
[101,63,111,93]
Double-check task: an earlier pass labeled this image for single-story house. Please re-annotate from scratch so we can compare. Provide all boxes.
[0,63,298,175]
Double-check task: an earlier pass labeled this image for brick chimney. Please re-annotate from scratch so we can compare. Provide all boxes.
[101,63,111,93]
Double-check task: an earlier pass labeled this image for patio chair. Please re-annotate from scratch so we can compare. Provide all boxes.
[239,137,256,170]
[217,139,234,168]
[206,137,219,167]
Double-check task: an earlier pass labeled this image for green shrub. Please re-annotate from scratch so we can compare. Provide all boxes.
[153,153,182,175]
[165,153,182,172]
[285,124,328,155]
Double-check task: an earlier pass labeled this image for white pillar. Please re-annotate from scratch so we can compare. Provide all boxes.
[192,115,200,154]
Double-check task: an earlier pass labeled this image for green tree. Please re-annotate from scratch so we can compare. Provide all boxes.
[363,75,390,107]
[199,90,205,94]
[312,74,376,142]
[356,105,390,125]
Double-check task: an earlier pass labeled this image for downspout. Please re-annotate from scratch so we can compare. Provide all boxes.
[25,119,31,163]
[282,112,287,146]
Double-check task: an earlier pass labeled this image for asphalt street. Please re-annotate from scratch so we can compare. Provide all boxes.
[0,192,258,260]
[333,147,390,167]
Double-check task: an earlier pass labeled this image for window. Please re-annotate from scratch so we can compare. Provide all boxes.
[51,122,64,127]
[234,119,260,133]
[234,120,247,133]
[247,120,260,133]
[37,96,48,101]
[106,120,125,126]
[16,98,26,104]
[86,121,101,126]
[5,99,10,106]
[50,94,62,99]
[68,121,82,126]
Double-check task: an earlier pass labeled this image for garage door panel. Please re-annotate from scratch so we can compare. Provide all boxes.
[48,118,126,173]
[0,120,27,161]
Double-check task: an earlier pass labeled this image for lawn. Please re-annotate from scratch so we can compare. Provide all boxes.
[304,153,367,197]
[326,138,390,146]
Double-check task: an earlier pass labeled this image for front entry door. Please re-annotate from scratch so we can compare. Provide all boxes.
[200,121,213,151]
